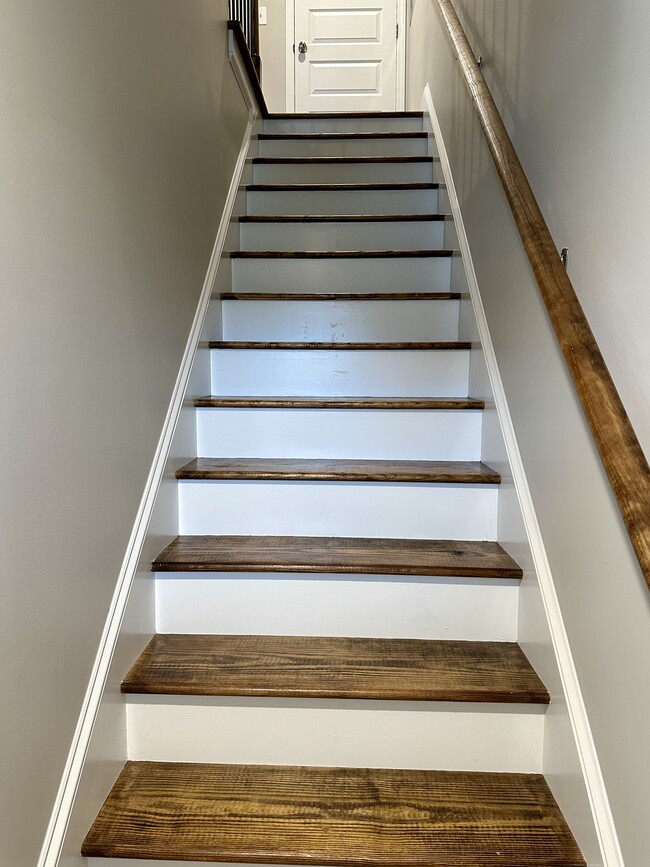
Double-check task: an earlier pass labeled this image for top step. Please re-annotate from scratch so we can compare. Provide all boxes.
[264,113,424,135]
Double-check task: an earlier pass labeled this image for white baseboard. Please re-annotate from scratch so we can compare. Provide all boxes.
[420,84,621,867]
[36,52,257,867]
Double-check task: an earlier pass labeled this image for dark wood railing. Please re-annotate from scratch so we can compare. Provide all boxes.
[229,0,261,79]
[436,0,650,591]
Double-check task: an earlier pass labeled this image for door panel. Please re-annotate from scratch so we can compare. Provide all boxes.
[295,0,397,112]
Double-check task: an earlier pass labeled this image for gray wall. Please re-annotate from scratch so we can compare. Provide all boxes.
[0,2,248,864]
[407,3,650,865]
[259,0,289,111]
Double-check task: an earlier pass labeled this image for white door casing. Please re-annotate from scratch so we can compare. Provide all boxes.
[291,0,402,112]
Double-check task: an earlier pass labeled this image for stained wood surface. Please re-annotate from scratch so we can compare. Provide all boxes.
[175,458,500,484]
[252,157,432,165]
[231,250,453,258]
[227,22,268,116]
[246,182,439,191]
[437,0,650,590]
[122,635,548,703]
[193,395,483,409]
[152,534,520,577]
[267,110,424,119]
[210,341,470,350]
[239,214,446,222]
[220,292,460,300]
[258,132,428,140]
[82,762,584,864]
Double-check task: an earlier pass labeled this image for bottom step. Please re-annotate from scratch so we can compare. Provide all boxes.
[83,762,584,865]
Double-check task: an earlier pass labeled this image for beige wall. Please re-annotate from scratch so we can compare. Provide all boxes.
[259,0,288,111]
[407,3,650,865]
[0,1,248,865]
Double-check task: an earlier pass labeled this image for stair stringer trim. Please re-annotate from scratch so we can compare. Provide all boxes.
[421,83,620,867]
[36,67,258,867]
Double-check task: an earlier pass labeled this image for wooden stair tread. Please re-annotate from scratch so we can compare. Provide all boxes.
[231,250,453,258]
[239,214,446,222]
[252,156,433,164]
[82,762,584,865]
[219,292,460,300]
[175,458,500,483]
[210,341,470,350]
[267,110,424,118]
[122,635,548,702]
[194,395,483,409]
[258,132,428,140]
[152,535,521,577]
[247,182,440,191]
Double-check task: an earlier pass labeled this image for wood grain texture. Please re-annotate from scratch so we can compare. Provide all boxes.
[257,132,428,140]
[437,0,650,590]
[230,250,453,258]
[152,535,520,577]
[175,458,500,484]
[219,292,460,300]
[252,157,433,165]
[246,182,440,191]
[239,214,447,222]
[267,111,424,119]
[122,635,549,703]
[193,395,483,409]
[209,341,470,350]
[81,762,584,864]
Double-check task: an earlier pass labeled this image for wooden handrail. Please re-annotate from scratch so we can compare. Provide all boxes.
[436,0,650,590]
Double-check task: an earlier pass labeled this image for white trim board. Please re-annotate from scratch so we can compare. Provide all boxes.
[35,42,258,867]
[285,0,406,112]
[420,84,621,867]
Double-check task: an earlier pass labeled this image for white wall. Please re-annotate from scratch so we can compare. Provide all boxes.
[0,2,248,865]
[407,4,650,865]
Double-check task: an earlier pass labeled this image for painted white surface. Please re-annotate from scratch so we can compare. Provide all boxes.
[258,136,429,157]
[127,696,544,772]
[178,479,498,539]
[408,14,650,860]
[252,159,432,184]
[222,299,458,341]
[294,0,398,112]
[239,219,445,251]
[211,348,469,396]
[156,572,518,640]
[232,256,451,292]
[0,4,251,866]
[247,186,438,215]
[197,407,481,460]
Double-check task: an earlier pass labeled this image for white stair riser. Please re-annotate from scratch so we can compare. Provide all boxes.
[232,257,451,293]
[222,299,459,342]
[178,481,498,539]
[252,161,433,185]
[239,221,445,252]
[155,573,518,640]
[259,137,429,158]
[263,117,424,134]
[211,349,469,397]
[196,408,481,460]
[126,698,544,773]
[247,187,438,215]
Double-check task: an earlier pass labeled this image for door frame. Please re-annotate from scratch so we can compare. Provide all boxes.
[284,0,407,112]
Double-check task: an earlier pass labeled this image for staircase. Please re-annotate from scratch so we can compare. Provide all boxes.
[82,112,584,866]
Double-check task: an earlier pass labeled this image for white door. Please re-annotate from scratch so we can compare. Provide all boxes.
[294,0,399,112]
